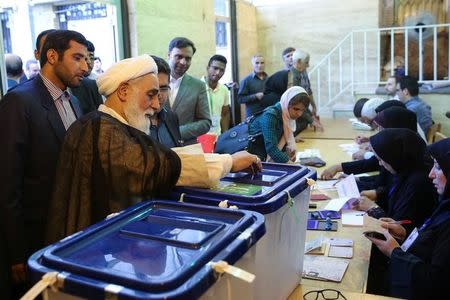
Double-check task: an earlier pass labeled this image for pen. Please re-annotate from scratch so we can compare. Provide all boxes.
[388,220,412,225]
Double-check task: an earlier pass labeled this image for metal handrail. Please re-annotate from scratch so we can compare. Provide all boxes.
[309,23,450,113]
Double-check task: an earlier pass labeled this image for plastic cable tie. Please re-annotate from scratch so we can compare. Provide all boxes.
[306,178,316,186]
[285,190,293,207]
[105,284,123,296]
[218,199,229,208]
[60,230,83,242]
[211,261,255,283]
[237,228,252,240]
[179,193,185,203]
[105,211,121,219]
[20,272,59,300]
[55,272,68,290]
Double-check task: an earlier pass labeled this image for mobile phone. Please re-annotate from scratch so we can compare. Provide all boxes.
[363,231,387,241]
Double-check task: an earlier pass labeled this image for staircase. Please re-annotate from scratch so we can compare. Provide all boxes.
[309,23,450,115]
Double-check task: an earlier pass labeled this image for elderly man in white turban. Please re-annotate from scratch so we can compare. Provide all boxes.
[46,55,261,244]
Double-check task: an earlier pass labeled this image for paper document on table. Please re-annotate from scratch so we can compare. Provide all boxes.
[302,255,349,282]
[335,174,360,198]
[341,209,364,226]
[315,179,338,190]
[351,120,373,131]
[328,245,353,258]
[323,197,354,211]
[305,236,325,253]
[329,238,353,247]
[339,143,360,156]
[296,149,322,162]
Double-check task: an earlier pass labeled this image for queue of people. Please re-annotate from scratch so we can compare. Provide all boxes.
[1,27,448,300]
[0,29,264,299]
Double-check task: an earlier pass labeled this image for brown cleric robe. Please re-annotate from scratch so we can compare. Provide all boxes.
[46,111,181,244]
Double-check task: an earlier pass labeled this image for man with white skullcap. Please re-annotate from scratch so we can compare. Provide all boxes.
[262,49,323,140]
[46,55,262,244]
[360,97,387,125]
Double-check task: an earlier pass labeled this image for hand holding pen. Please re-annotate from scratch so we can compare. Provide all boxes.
[379,217,407,241]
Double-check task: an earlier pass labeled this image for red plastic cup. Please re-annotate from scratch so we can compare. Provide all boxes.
[197,134,217,153]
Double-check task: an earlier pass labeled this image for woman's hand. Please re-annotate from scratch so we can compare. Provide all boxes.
[366,229,400,258]
[351,196,377,211]
[311,117,324,132]
[355,135,369,144]
[352,149,367,160]
[288,149,296,162]
[379,217,407,241]
[361,189,377,201]
[320,164,342,180]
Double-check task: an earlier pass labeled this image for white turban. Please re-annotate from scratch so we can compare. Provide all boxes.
[96,54,158,96]
[361,97,386,120]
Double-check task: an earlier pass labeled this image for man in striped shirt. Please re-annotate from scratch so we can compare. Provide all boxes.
[0,29,88,298]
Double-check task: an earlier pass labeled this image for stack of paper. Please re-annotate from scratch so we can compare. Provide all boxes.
[296,148,322,160]
[304,237,324,254]
[341,210,365,227]
[302,256,349,282]
[315,179,338,190]
[328,238,354,259]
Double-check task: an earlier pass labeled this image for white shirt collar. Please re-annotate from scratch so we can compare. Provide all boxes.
[98,104,129,125]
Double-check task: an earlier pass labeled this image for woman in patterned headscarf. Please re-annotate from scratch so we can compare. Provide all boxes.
[248,86,310,163]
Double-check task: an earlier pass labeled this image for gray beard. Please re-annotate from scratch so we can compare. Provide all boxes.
[123,102,151,135]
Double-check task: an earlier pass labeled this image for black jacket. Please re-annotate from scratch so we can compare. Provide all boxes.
[390,199,450,299]
[0,76,82,265]
[71,77,103,115]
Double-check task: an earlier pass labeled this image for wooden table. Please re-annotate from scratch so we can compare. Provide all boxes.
[299,197,373,293]
[290,138,381,297]
[296,138,354,173]
[299,118,374,140]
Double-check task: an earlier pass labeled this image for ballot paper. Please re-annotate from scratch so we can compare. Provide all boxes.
[302,255,349,282]
[323,197,356,211]
[339,143,360,156]
[315,179,339,190]
[305,236,325,253]
[329,238,353,247]
[341,210,365,226]
[328,245,353,258]
[335,174,360,199]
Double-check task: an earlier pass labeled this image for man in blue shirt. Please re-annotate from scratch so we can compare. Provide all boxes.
[237,54,268,117]
[396,76,433,135]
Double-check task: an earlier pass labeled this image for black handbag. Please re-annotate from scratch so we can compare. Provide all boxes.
[215,115,261,154]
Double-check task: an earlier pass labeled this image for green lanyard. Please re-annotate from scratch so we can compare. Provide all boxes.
[205,81,215,115]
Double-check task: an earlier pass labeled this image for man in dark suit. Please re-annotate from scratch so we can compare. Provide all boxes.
[71,40,104,115]
[0,29,88,297]
[150,55,183,148]
[167,37,211,145]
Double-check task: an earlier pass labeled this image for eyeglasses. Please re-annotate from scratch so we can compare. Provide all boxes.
[303,289,347,300]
